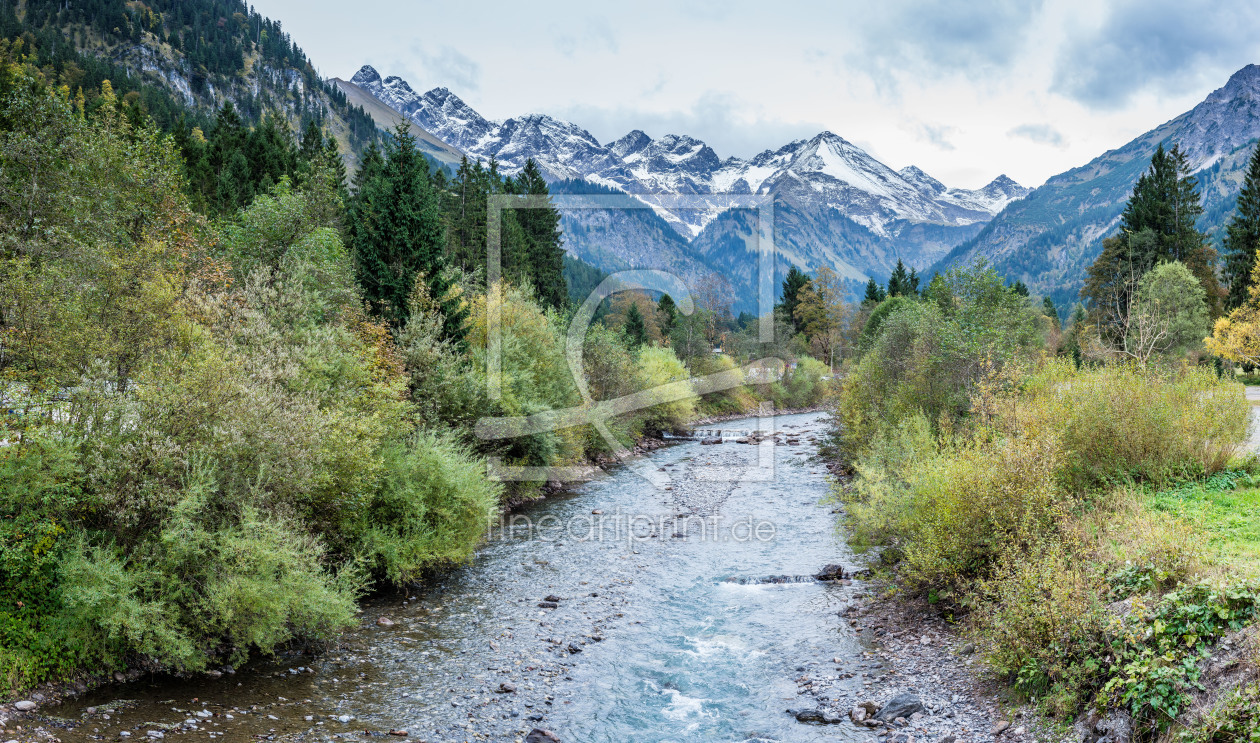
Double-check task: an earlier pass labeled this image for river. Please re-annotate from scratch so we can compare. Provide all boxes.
[45,411,885,742]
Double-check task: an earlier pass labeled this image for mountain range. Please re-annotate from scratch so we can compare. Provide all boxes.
[336,66,1028,306]
[342,62,1260,313]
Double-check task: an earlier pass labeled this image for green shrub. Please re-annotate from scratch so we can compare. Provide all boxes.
[902,434,1066,587]
[1013,362,1249,488]
[467,285,583,474]
[61,473,363,671]
[635,345,695,433]
[838,265,1045,462]
[973,540,1110,717]
[861,295,915,348]
[690,353,760,416]
[349,431,501,583]
[774,356,831,409]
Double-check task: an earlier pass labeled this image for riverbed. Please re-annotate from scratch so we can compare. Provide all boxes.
[41,412,891,742]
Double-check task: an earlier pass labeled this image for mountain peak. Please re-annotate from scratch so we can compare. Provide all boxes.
[351,65,381,86]
[899,165,946,194]
[986,174,1021,189]
[1225,63,1260,88]
[382,75,417,95]
[609,129,652,158]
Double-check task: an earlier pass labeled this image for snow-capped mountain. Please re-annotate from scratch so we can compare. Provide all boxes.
[344,64,1027,244]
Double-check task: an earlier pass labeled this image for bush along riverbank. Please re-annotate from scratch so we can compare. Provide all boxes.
[828,271,1260,740]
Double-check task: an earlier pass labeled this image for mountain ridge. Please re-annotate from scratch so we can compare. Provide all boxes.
[346,64,1028,249]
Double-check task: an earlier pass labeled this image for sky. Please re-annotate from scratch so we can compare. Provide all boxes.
[250,0,1260,190]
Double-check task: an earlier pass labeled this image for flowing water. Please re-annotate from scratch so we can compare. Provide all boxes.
[46,412,882,742]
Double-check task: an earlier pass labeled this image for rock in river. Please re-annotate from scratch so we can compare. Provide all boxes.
[525,729,562,743]
[789,708,843,724]
[814,564,846,581]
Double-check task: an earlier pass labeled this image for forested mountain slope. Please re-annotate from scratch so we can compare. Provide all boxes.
[933,64,1260,310]
[2,0,381,167]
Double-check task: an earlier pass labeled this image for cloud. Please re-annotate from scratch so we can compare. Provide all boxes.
[1052,0,1260,108]
[918,123,958,151]
[551,18,619,58]
[1008,123,1066,147]
[555,91,826,160]
[844,0,1046,87]
[409,45,481,91]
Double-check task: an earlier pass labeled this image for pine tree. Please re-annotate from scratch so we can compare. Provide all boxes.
[779,265,811,332]
[862,277,887,306]
[907,267,920,295]
[1010,280,1029,296]
[348,122,464,339]
[1225,141,1260,309]
[625,303,648,348]
[1117,143,1221,312]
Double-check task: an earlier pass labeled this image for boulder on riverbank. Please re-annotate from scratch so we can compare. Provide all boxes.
[873,692,925,722]
[525,729,562,743]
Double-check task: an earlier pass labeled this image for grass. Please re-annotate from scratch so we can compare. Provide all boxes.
[1147,472,1260,576]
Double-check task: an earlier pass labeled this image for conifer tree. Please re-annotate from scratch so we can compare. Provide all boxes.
[779,265,811,332]
[862,277,887,306]
[922,273,952,311]
[348,122,464,339]
[1225,141,1260,309]
[625,303,648,348]
[887,259,911,297]
[1043,296,1060,329]
[658,293,678,334]
[510,158,567,310]
[1083,143,1223,336]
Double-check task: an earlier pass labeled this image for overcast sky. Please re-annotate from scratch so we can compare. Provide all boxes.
[250,0,1260,189]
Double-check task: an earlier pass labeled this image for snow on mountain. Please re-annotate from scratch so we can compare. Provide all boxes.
[348,64,1026,244]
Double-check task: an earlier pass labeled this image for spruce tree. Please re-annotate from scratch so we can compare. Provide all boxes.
[922,273,952,311]
[510,158,568,310]
[780,265,811,332]
[1225,141,1260,309]
[625,303,648,348]
[658,293,678,334]
[1043,296,1060,329]
[348,122,464,339]
[887,259,910,297]
[1083,143,1222,329]
[862,277,887,306]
